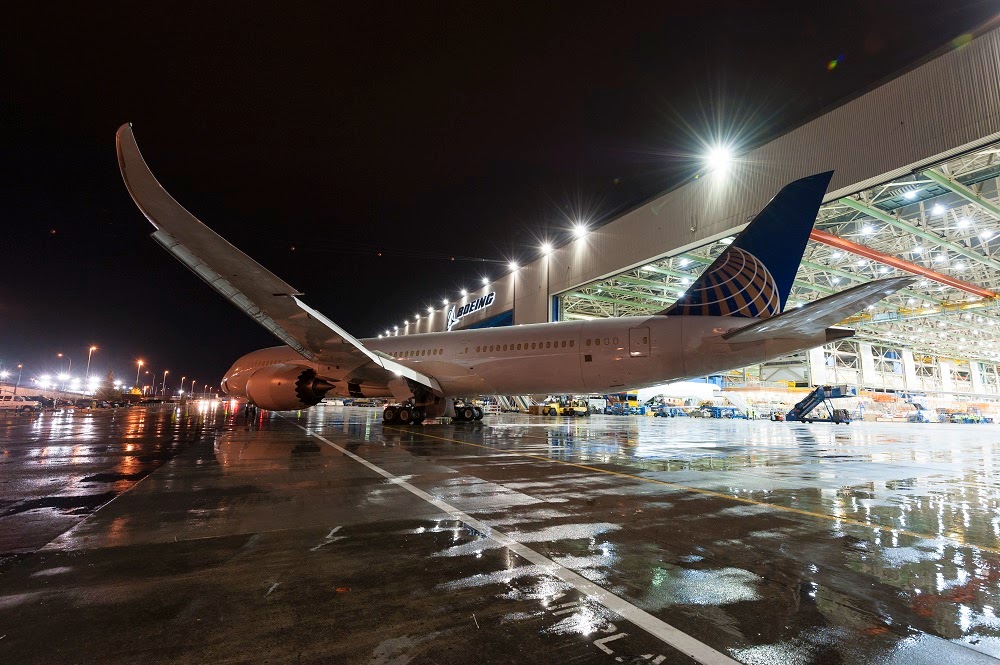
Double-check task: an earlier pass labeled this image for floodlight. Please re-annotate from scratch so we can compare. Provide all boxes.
[482,277,490,286]
[572,223,587,239]
[460,289,467,297]
[508,261,519,271]
[932,204,945,215]
[428,306,434,314]
[705,145,733,172]
[0,371,8,379]
[541,242,553,255]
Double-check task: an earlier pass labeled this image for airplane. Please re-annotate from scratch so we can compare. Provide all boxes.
[116,124,912,424]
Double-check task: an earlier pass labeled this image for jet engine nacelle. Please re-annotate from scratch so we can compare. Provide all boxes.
[244,364,334,411]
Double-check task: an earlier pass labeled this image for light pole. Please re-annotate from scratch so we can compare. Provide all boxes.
[150,372,157,396]
[191,380,197,398]
[86,346,98,382]
[161,370,169,397]
[15,364,22,396]
[0,371,8,392]
[180,376,186,397]
[57,353,72,374]
[135,360,144,389]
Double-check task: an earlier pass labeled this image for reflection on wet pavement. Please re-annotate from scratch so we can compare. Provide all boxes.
[2,404,1000,663]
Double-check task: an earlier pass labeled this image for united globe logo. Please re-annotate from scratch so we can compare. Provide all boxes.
[673,247,780,318]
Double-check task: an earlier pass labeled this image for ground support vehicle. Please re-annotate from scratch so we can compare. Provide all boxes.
[786,385,853,424]
[0,395,41,413]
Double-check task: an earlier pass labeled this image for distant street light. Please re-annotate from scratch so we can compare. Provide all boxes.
[86,346,98,382]
[191,380,197,397]
[181,376,186,395]
[161,370,169,397]
[135,360,144,389]
[15,364,22,396]
[57,353,72,373]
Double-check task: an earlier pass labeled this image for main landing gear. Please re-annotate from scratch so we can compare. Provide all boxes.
[452,404,484,422]
[382,401,484,425]
[383,403,425,425]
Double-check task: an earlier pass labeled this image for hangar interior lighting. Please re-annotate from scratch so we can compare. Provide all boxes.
[460,289,467,296]
[541,242,553,255]
[508,261,519,271]
[572,223,587,239]
[482,277,490,286]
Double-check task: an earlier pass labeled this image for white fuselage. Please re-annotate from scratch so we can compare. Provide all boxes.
[221,315,829,400]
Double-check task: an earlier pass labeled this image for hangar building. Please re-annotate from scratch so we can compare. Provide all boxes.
[380,26,1000,397]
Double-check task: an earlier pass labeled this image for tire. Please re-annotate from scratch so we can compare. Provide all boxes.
[462,407,475,420]
[473,406,483,420]
[20,406,31,413]
[412,408,424,424]
[383,406,399,423]
[397,407,412,424]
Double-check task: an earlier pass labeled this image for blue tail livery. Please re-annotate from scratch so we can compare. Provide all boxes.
[662,171,834,319]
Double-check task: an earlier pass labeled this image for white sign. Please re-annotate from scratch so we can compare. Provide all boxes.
[447,292,496,331]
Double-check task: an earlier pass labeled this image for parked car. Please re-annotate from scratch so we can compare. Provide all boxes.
[0,395,42,413]
[25,395,54,408]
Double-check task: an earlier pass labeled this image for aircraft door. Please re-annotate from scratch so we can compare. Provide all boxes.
[629,327,650,358]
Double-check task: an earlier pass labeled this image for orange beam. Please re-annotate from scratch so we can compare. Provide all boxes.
[809,228,997,300]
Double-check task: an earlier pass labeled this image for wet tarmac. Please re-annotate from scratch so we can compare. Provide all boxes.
[3,404,1000,663]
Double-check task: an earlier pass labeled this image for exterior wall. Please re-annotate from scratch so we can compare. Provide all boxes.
[400,28,1000,334]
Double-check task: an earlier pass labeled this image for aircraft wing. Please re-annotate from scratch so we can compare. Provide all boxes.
[721,276,914,343]
[116,124,441,393]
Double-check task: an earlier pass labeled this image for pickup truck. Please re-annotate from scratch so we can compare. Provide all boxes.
[0,395,42,412]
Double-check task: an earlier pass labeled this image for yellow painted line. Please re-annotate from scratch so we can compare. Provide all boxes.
[384,425,1000,556]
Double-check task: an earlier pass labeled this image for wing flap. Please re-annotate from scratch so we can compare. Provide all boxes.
[722,276,914,343]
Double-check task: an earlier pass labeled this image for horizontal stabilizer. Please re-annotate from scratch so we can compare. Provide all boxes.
[722,276,914,343]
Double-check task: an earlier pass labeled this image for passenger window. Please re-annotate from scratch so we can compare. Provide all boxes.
[503,344,508,351]
[561,341,566,348]
[531,342,536,349]
[516,343,521,350]
[643,336,648,344]
[490,345,494,352]
[569,340,574,347]
[595,338,601,346]
[604,338,610,345]
[439,349,443,354]
[476,346,481,352]
[613,337,619,345]
[546,341,551,349]
[586,339,591,346]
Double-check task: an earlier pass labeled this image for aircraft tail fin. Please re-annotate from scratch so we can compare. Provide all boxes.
[662,171,834,319]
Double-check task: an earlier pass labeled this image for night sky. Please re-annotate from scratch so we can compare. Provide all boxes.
[3,2,998,388]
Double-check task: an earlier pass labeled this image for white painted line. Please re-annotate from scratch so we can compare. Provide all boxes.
[298,424,741,665]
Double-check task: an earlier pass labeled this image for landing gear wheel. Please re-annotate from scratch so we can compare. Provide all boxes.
[473,407,483,421]
[412,408,425,424]
[383,406,399,423]
[461,407,475,421]
[397,407,412,424]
